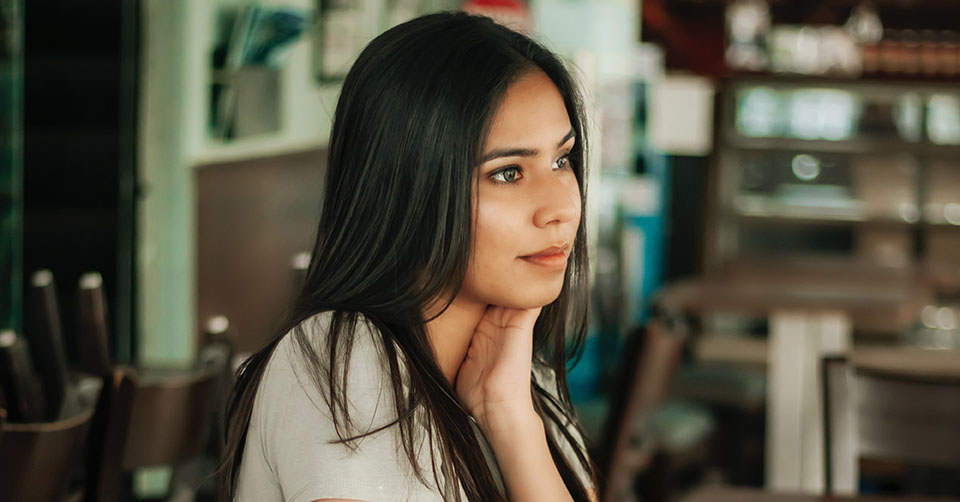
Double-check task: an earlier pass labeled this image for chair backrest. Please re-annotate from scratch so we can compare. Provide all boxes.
[84,367,137,502]
[84,340,230,501]
[598,315,688,502]
[823,356,960,495]
[27,270,71,421]
[197,332,236,455]
[0,376,102,502]
[76,273,114,377]
[122,365,221,469]
[0,329,46,422]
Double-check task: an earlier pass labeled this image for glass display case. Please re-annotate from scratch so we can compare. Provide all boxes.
[709,76,960,277]
[0,0,22,333]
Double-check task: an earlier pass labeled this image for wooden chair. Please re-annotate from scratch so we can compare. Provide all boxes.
[597,311,700,502]
[76,272,114,378]
[73,272,231,501]
[27,269,72,421]
[823,355,960,496]
[84,348,226,502]
[187,316,239,498]
[0,376,103,502]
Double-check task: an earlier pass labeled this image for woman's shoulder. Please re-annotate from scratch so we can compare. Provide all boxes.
[241,311,443,501]
[294,310,381,348]
[278,310,388,370]
[271,310,395,399]
[253,309,407,457]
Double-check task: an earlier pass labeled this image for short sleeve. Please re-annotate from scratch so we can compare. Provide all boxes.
[235,312,446,502]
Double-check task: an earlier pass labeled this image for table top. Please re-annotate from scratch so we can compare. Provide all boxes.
[683,486,960,502]
[657,259,935,333]
[694,336,960,381]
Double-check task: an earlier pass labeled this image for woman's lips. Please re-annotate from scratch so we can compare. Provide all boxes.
[519,245,569,269]
[521,252,567,269]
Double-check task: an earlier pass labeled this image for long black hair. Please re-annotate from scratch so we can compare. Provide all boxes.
[217,11,596,502]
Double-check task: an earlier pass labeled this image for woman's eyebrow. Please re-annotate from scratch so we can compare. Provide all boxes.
[479,129,575,163]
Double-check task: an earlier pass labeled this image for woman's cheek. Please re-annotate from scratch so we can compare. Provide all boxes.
[475,195,525,272]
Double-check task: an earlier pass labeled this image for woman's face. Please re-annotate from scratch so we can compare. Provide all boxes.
[460,70,582,309]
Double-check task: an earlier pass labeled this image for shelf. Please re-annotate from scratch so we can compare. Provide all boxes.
[734,211,914,227]
[724,72,960,91]
[732,196,918,226]
[732,201,960,229]
[191,135,327,167]
[724,135,960,156]
[923,220,960,229]
[709,74,960,290]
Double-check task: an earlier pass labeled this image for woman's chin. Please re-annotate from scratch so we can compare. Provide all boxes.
[498,287,564,310]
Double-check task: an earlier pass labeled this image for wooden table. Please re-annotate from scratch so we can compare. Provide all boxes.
[684,486,960,502]
[657,259,935,494]
[657,259,933,334]
[694,338,960,382]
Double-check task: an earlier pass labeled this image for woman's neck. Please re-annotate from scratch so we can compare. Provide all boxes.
[425,297,487,386]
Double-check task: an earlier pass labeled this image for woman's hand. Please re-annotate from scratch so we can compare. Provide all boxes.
[454,305,542,433]
[454,305,577,502]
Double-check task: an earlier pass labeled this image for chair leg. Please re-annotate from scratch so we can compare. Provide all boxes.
[638,452,671,502]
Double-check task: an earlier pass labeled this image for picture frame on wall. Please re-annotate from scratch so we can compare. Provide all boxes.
[313,0,460,83]
[312,0,382,83]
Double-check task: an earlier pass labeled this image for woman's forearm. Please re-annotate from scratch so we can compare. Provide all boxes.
[482,410,574,502]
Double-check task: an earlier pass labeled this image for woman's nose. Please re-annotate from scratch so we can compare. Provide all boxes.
[532,172,580,228]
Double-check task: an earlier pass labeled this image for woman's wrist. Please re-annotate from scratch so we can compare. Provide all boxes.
[477,405,551,469]
[479,407,575,502]
[476,402,541,439]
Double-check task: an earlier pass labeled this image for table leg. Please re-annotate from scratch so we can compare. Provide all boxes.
[767,311,808,491]
[767,310,851,494]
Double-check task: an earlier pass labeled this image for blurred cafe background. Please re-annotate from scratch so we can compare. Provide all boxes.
[2,0,960,501]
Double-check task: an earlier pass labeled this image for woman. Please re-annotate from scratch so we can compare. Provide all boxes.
[218,11,598,502]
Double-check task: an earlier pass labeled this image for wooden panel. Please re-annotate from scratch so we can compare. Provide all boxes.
[196,148,326,353]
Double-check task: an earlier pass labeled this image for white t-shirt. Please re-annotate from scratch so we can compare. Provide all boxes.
[235,311,592,502]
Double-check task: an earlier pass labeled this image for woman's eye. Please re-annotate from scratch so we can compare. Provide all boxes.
[553,154,571,170]
[491,166,521,183]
